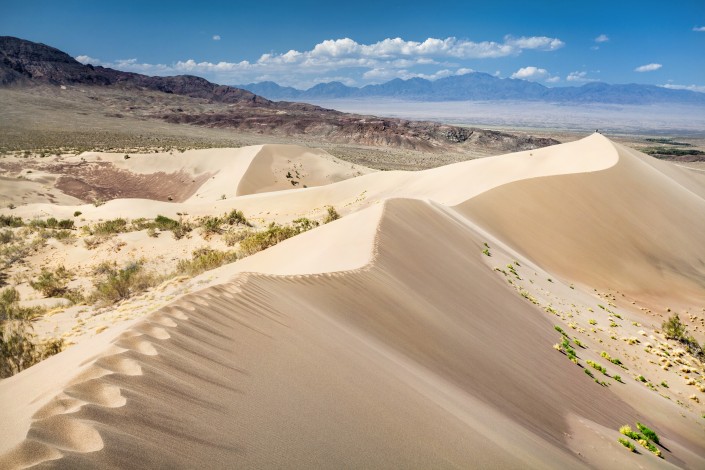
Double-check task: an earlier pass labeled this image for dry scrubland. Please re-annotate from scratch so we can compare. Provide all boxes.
[1,129,705,468]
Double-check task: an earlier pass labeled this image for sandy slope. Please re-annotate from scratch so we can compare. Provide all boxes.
[2,134,705,468]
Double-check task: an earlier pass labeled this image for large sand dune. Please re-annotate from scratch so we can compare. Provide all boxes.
[2,134,705,468]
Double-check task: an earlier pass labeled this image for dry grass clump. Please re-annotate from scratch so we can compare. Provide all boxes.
[200,209,252,238]
[239,223,299,256]
[236,216,323,256]
[176,248,237,276]
[1,287,63,378]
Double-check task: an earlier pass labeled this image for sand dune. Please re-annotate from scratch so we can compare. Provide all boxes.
[2,134,705,468]
[457,141,705,308]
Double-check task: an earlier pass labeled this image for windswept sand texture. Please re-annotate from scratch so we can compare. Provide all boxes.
[2,134,705,468]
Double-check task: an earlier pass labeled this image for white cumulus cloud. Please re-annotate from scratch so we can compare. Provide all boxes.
[634,63,662,72]
[511,66,548,79]
[594,34,609,43]
[74,34,565,87]
[212,35,221,41]
[693,26,705,32]
[511,66,559,83]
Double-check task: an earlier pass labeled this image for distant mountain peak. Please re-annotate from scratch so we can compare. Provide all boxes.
[240,73,705,105]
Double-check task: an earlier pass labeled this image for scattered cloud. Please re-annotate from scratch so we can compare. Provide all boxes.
[75,55,100,65]
[693,26,705,32]
[594,34,609,43]
[566,71,598,82]
[511,66,548,79]
[74,35,565,87]
[660,83,705,93]
[511,66,559,83]
[634,63,662,72]
[212,35,221,41]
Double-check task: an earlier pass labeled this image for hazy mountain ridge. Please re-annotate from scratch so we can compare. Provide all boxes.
[241,73,705,105]
[0,36,559,153]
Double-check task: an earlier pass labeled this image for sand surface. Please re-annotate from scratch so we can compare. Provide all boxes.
[1,134,705,468]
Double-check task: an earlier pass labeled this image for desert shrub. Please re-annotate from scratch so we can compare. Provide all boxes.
[323,206,340,224]
[83,236,102,249]
[224,229,251,247]
[662,313,704,361]
[239,223,298,256]
[0,215,23,227]
[292,217,319,232]
[636,422,659,444]
[200,216,224,236]
[586,360,607,374]
[0,230,13,244]
[91,262,159,304]
[662,313,687,340]
[136,215,193,239]
[154,215,180,231]
[1,287,62,378]
[57,219,74,229]
[176,248,237,276]
[92,218,128,235]
[618,438,635,452]
[162,217,193,240]
[225,209,250,226]
[0,242,32,267]
[30,266,72,297]
[73,211,82,217]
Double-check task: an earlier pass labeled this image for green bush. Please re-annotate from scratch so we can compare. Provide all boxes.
[636,422,659,444]
[617,438,635,452]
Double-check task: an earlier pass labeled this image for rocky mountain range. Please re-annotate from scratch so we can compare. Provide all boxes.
[0,36,559,153]
[240,74,705,105]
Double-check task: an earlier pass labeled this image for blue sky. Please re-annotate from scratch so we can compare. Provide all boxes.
[2,0,704,90]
